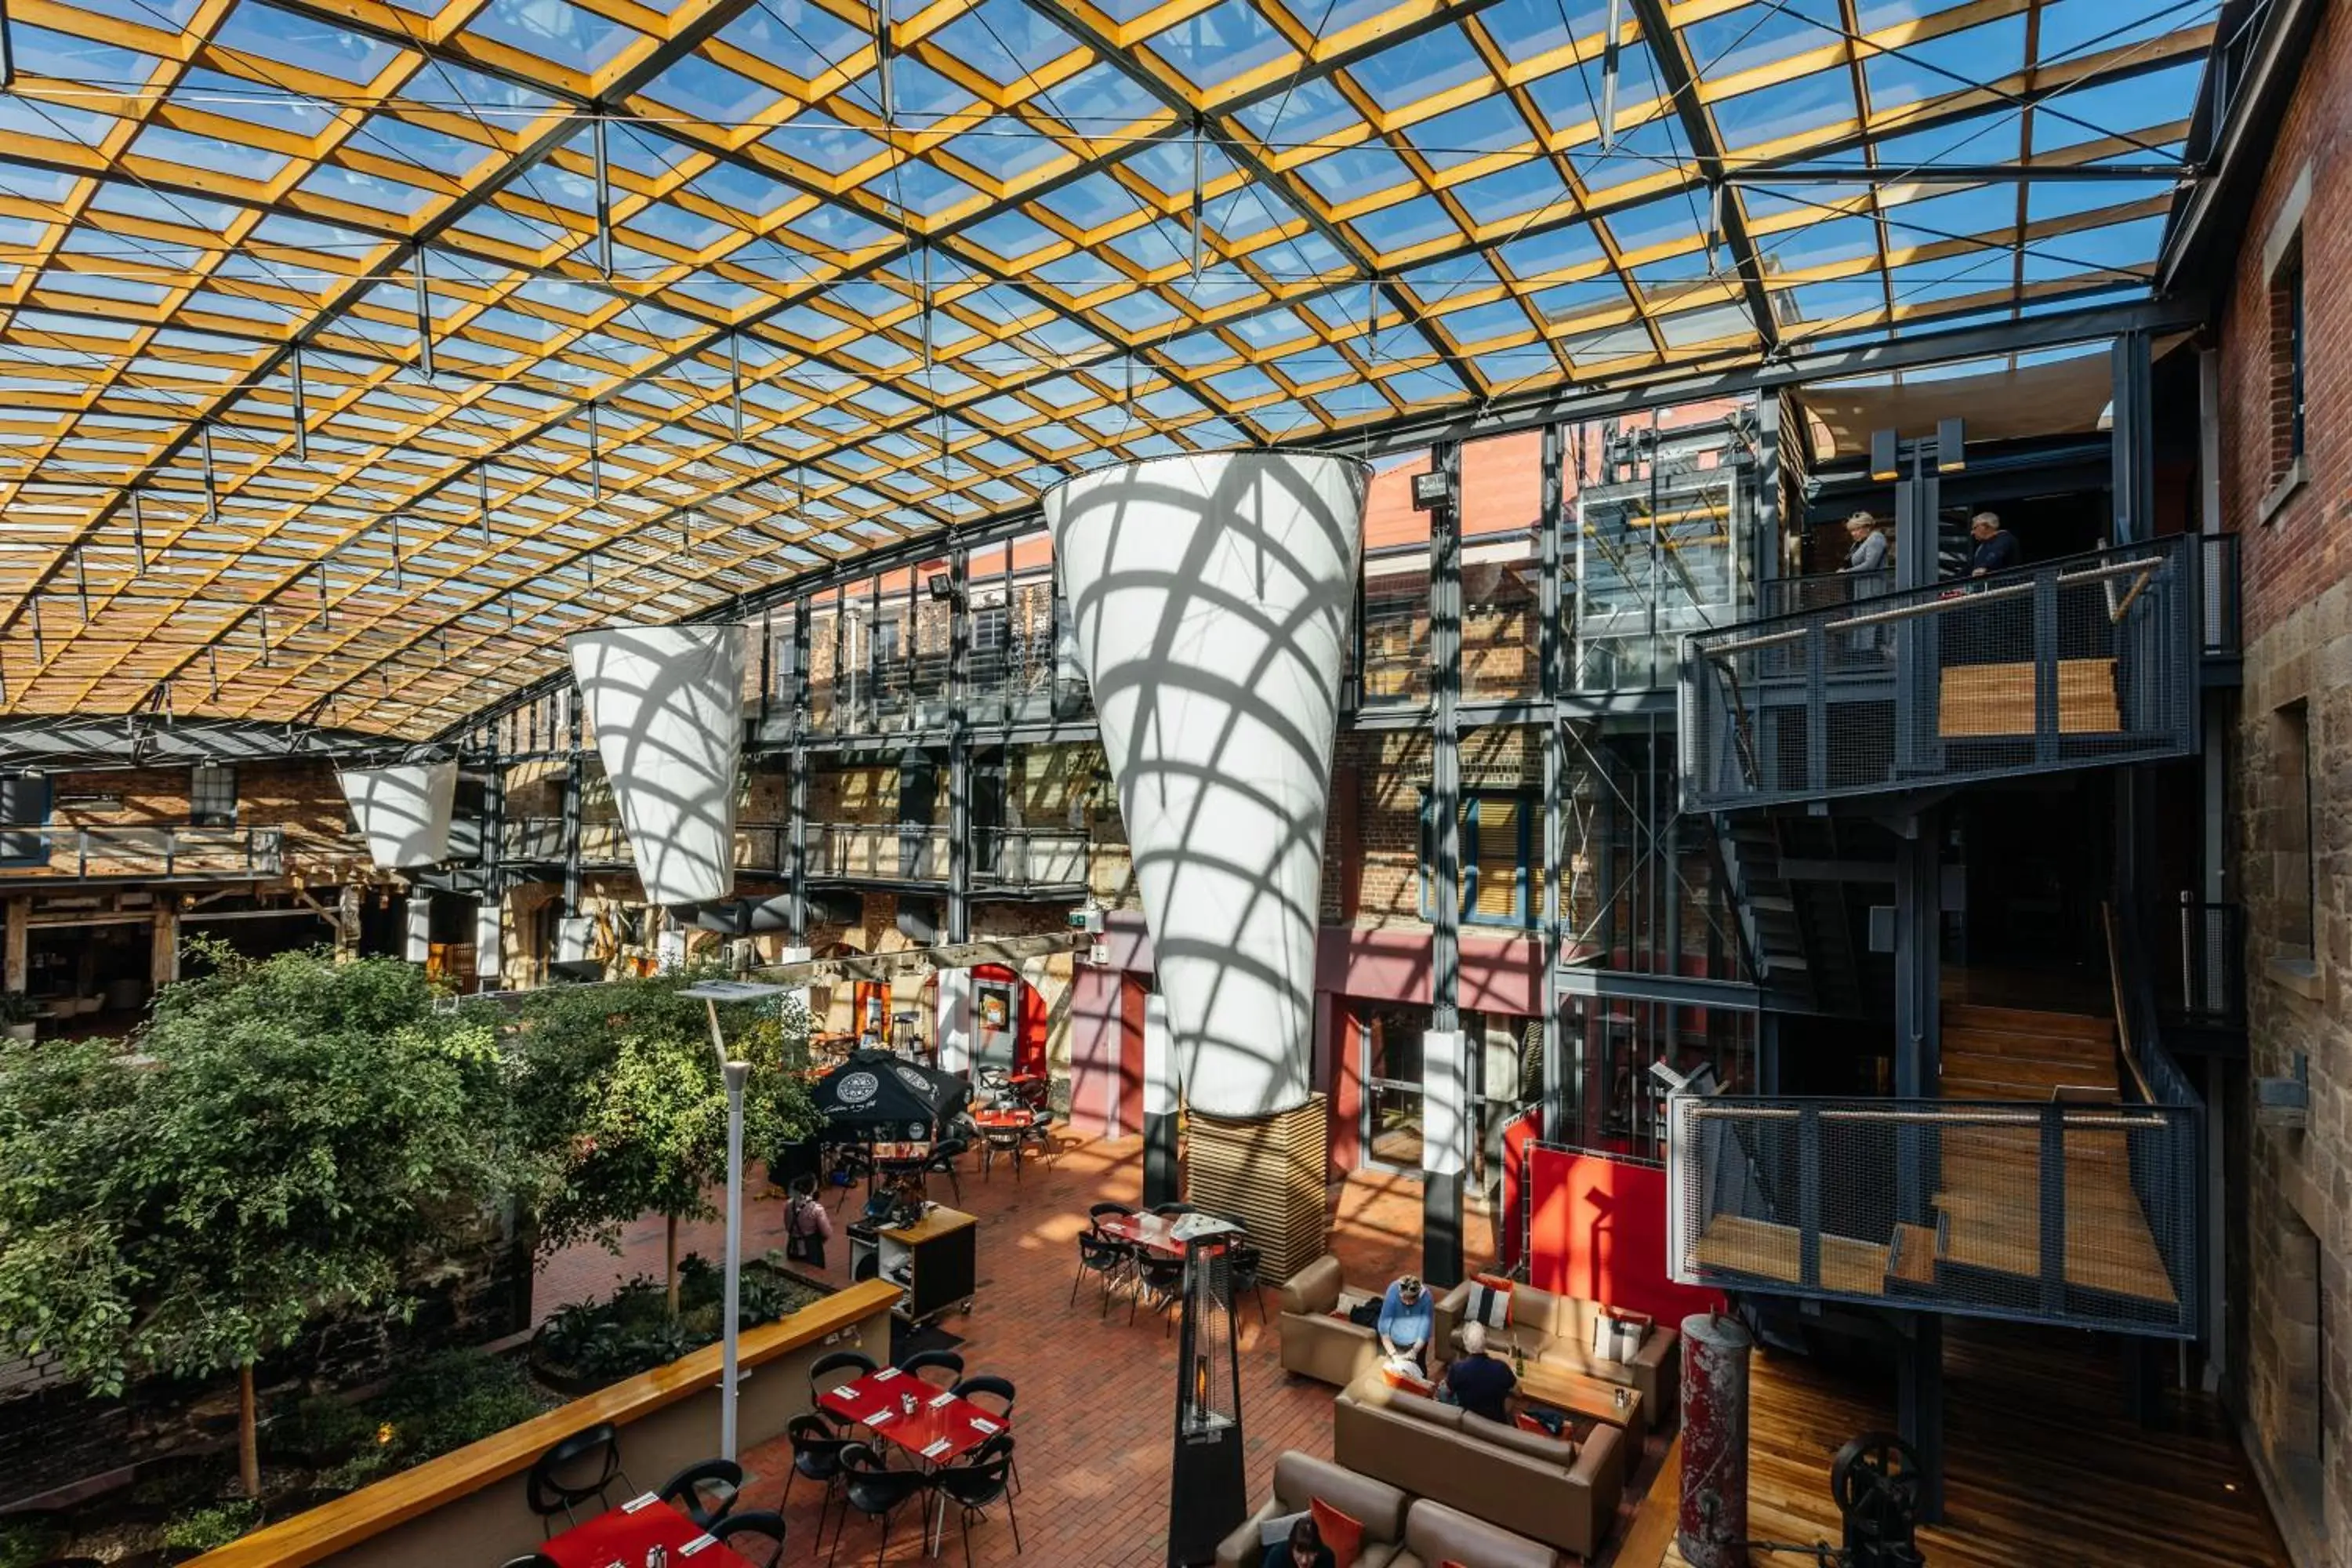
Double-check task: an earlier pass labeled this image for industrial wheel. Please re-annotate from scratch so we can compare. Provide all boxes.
[1831,1430,1925,1549]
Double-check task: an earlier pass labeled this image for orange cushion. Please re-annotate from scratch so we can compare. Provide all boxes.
[1309,1498,1365,1568]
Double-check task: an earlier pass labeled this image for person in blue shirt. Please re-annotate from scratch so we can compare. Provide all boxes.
[1376,1273,1433,1371]
[1967,511,2021,577]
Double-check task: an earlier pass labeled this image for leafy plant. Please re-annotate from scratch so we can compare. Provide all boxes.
[0,944,526,1498]
[317,1447,395,1495]
[532,1258,814,1383]
[368,1350,554,1461]
[269,1393,376,1467]
[0,1515,64,1568]
[163,1500,261,1553]
[512,971,820,1317]
[0,993,40,1025]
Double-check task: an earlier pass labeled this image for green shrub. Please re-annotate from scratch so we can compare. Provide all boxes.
[0,1515,64,1568]
[318,1447,396,1495]
[269,1393,376,1465]
[532,1261,816,1384]
[368,1350,555,1462]
[164,1501,261,1553]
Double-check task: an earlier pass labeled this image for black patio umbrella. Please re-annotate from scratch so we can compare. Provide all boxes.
[812,1049,971,1136]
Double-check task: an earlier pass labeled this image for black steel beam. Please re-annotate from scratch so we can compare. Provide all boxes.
[1625,0,1780,355]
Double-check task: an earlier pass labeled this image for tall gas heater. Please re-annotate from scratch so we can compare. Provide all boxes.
[1167,1214,1247,1564]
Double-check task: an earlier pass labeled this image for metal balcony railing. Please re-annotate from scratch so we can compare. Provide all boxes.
[2157,897,2245,1032]
[808,822,947,882]
[0,826,284,880]
[972,827,1090,887]
[1666,1094,2200,1337]
[501,820,789,873]
[1681,535,2204,811]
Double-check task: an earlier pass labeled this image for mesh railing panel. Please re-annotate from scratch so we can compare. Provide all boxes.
[2159,900,2245,1029]
[1682,535,2201,811]
[1668,1094,2198,1337]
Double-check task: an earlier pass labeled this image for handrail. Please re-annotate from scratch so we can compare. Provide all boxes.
[1707,555,2165,657]
[2102,904,2160,1105]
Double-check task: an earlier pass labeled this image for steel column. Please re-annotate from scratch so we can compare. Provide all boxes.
[1891,809,1940,1220]
[1425,441,1466,1288]
[946,550,971,945]
[1540,423,1567,1142]
[1896,1312,1946,1522]
[1677,1312,1754,1567]
[789,599,811,942]
[2111,330,2154,545]
[561,706,583,920]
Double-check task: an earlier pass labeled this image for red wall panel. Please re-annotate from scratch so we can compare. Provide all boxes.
[1526,1147,1724,1327]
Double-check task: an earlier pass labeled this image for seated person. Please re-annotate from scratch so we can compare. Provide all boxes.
[1441,1321,1520,1425]
[1261,1515,1334,1568]
[1376,1273,1433,1372]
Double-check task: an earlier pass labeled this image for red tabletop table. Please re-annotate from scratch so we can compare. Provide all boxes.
[1095,1210,1185,1258]
[971,1109,1029,1129]
[540,1494,755,1568]
[816,1366,1003,1465]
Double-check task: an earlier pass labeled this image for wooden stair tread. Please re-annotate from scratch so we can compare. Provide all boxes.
[1693,1216,1891,1298]
[1940,1025,2114,1064]
[1931,1188,2178,1305]
[1937,658,2120,740]
[1890,1222,1941,1286]
[1941,1053,2117,1086]
[1942,1003,2113,1039]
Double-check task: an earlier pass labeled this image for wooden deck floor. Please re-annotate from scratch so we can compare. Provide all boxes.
[1633,1320,2287,1568]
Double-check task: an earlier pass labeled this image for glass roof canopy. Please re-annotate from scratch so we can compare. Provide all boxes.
[0,0,2212,739]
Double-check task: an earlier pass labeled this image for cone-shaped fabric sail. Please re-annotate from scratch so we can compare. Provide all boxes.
[338,760,457,869]
[569,623,746,906]
[1047,452,1367,1119]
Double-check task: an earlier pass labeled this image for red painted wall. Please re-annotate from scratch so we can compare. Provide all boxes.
[1526,1147,1724,1326]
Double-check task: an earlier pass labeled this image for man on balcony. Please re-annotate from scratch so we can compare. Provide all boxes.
[1967,512,2021,577]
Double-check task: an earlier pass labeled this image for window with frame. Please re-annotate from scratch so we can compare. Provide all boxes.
[189,764,237,828]
[0,772,52,866]
[2274,241,2307,475]
[971,603,1008,655]
[1420,789,1544,927]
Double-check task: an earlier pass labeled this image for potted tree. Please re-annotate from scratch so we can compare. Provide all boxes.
[0,990,39,1040]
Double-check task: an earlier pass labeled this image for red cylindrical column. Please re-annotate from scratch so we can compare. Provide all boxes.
[1678,1311,1754,1568]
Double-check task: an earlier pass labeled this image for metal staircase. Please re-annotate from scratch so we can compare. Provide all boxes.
[1715,813,1866,1015]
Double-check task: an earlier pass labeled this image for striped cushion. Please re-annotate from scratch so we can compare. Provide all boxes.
[1465,1278,1513,1329]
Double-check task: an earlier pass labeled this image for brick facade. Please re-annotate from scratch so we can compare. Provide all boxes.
[2220,6,2352,1562]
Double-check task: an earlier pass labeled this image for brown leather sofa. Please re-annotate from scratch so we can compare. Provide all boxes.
[1332,1370,1623,1560]
[1214,1452,1411,1568]
[1277,1254,1385,1388]
[1387,1499,1562,1568]
[1432,1280,1679,1423]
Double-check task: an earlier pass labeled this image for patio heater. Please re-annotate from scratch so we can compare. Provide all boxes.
[681,978,787,1462]
[1166,1214,1247,1566]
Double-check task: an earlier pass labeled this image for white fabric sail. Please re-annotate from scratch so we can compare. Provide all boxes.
[1047,452,1367,1119]
[569,623,746,906]
[338,760,457,869]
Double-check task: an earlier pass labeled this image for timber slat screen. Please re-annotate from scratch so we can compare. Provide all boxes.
[1666,1094,2200,1338]
[1680,535,2203,811]
[0,0,2215,739]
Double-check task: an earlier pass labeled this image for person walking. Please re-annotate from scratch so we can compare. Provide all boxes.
[1967,511,2020,577]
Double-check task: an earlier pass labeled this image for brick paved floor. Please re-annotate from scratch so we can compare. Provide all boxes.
[535,1132,1667,1567]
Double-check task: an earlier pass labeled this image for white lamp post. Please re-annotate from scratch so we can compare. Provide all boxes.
[681,978,788,1461]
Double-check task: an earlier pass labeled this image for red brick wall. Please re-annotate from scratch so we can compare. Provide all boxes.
[2222,5,2351,641]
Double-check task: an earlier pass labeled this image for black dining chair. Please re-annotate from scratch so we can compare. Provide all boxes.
[710,1509,788,1568]
[524,1422,631,1534]
[1132,1250,1187,1334]
[810,1348,879,1429]
[825,1442,930,1568]
[897,1347,965,1386]
[782,1413,852,1548]
[496,1556,560,1568]
[1087,1200,1134,1225]
[1018,1109,1058,1167]
[1071,1225,1134,1319]
[1225,1240,1269,1325]
[656,1457,742,1528]
[931,1435,1022,1566]
[950,1374,1019,1494]
[1151,1201,1196,1218]
[979,1120,1025,1180]
[924,1136,969,1203]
